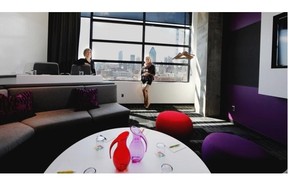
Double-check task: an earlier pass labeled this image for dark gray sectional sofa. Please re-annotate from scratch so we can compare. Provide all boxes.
[0,83,130,173]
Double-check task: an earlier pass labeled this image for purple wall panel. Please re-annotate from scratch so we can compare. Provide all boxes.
[227,85,287,144]
[229,13,261,31]
[225,12,287,145]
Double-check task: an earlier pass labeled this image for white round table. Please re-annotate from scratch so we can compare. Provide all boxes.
[45,127,210,173]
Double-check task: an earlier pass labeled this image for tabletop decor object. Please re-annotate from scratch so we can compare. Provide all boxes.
[109,131,130,171]
[129,126,147,163]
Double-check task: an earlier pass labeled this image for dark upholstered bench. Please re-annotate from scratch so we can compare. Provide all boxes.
[0,83,130,172]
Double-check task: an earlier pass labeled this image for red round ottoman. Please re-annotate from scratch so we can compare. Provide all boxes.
[156,111,193,139]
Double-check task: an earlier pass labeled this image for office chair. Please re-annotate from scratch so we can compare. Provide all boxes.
[33,62,59,75]
[70,64,91,75]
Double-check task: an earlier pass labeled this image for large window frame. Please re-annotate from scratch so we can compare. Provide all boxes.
[82,12,192,82]
[271,12,287,68]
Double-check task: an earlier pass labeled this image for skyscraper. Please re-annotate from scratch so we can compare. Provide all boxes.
[130,54,135,61]
[149,47,156,62]
[118,51,123,60]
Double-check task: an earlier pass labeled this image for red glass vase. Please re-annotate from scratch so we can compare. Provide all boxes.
[109,131,130,172]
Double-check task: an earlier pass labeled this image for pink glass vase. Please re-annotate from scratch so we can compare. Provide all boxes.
[109,131,130,171]
[129,126,147,163]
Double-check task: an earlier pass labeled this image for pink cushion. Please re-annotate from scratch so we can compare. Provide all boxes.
[156,111,193,138]
[0,91,35,124]
[11,91,35,120]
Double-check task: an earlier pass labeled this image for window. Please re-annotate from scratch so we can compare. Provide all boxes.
[145,26,189,45]
[91,42,142,61]
[92,22,143,42]
[79,12,192,82]
[271,12,287,68]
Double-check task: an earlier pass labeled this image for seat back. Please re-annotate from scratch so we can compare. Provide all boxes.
[33,62,59,75]
[70,64,91,75]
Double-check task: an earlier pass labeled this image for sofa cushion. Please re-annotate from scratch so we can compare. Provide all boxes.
[0,122,34,157]
[88,103,130,130]
[88,103,129,119]
[21,108,93,132]
[72,88,99,111]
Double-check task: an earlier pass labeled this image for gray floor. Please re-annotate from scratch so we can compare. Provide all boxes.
[124,104,287,169]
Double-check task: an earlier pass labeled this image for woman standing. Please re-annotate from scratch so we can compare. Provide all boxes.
[141,56,155,109]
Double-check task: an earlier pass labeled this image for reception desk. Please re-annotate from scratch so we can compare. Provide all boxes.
[16,74,103,84]
[0,74,104,86]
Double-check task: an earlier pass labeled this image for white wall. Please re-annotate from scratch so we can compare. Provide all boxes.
[259,12,287,99]
[115,81,195,104]
[0,12,48,75]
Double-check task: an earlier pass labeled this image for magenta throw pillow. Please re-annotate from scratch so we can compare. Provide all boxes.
[1,91,35,124]
[73,88,99,111]
[9,91,36,121]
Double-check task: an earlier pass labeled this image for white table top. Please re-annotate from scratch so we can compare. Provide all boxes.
[45,127,210,173]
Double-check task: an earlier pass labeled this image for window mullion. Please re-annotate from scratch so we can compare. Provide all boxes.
[86,12,191,82]
[89,12,93,50]
[141,13,146,64]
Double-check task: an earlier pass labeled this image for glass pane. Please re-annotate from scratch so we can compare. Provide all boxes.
[92,22,142,42]
[146,26,190,45]
[95,62,142,81]
[271,12,287,68]
[92,42,142,61]
[93,12,143,21]
[144,45,190,63]
[146,12,191,25]
[155,64,188,82]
